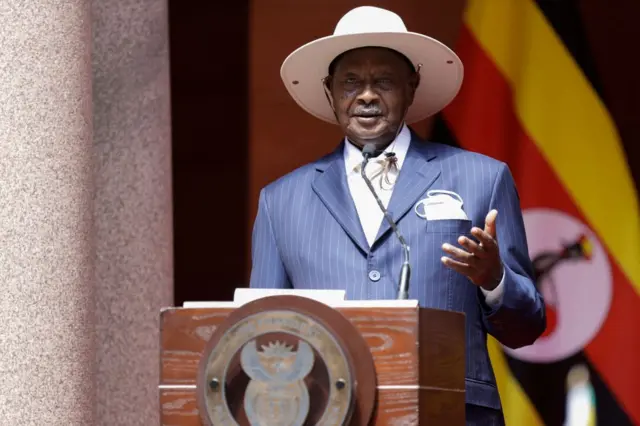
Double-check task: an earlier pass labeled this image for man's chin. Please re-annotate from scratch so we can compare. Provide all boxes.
[350,115,385,130]
[348,119,389,141]
[347,123,394,147]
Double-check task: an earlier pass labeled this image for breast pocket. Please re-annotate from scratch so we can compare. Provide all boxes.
[424,219,474,311]
[425,219,473,235]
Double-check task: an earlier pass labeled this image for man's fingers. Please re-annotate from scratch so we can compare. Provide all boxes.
[484,209,498,237]
[442,243,476,263]
[458,236,488,259]
[471,227,498,251]
[441,256,473,275]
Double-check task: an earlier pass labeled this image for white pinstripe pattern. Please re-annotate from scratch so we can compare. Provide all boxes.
[249,130,545,422]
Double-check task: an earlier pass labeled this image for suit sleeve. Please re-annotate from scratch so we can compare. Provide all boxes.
[478,164,546,349]
[249,188,291,289]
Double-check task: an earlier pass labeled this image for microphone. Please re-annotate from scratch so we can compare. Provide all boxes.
[361,143,411,300]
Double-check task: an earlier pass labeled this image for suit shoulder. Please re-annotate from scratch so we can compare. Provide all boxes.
[427,142,508,173]
[260,158,323,198]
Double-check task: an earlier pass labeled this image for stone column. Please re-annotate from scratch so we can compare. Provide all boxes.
[91,0,173,424]
[0,1,95,425]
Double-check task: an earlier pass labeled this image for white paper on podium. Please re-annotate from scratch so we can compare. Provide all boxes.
[233,288,346,305]
[182,288,418,309]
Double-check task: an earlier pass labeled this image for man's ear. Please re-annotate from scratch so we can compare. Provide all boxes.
[407,72,420,104]
[410,72,421,92]
[323,75,333,91]
[322,76,338,118]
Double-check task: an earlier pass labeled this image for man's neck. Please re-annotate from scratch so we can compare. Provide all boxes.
[347,143,388,157]
[347,124,407,153]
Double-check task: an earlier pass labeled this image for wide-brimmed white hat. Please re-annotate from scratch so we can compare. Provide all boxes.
[280,6,464,125]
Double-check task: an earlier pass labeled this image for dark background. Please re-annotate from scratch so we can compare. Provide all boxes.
[169,1,249,304]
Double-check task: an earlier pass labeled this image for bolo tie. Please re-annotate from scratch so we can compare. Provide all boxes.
[364,151,399,190]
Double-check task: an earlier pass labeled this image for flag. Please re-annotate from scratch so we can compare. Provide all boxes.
[432,0,640,424]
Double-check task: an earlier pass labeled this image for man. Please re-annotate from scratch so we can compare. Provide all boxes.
[250,6,545,425]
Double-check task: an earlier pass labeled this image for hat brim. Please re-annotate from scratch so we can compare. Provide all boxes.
[280,32,464,124]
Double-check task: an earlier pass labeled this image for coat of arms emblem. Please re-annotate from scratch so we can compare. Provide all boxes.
[196,305,363,426]
[240,340,314,426]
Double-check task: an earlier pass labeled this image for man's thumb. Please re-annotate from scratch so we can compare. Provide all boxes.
[485,209,498,236]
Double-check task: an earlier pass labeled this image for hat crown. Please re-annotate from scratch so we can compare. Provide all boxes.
[333,6,408,36]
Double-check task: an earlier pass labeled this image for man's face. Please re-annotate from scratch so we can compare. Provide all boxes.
[328,47,419,149]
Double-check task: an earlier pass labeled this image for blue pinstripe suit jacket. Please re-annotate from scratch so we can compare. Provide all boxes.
[249,132,546,416]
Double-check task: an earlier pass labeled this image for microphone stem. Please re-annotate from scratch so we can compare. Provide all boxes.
[361,159,411,299]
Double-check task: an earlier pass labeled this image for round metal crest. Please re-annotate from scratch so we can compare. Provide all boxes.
[195,296,376,426]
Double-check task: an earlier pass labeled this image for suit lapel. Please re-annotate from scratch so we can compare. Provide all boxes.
[312,145,369,253]
[374,136,441,245]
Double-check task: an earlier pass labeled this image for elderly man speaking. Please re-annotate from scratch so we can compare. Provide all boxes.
[249,6,545,425]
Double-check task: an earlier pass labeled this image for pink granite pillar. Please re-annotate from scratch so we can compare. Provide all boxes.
[91,0,173,424]
[0,1,96,425]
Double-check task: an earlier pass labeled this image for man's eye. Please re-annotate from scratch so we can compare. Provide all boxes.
[345,77,358,84]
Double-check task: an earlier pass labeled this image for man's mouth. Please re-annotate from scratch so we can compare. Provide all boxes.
[354,111,382,118]
[353,115,382,126]
[353,110,383,121]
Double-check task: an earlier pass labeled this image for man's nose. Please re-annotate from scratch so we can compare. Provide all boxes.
[356,84,379,104]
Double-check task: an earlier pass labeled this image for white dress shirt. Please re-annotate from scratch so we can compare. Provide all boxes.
[343,124,504,306]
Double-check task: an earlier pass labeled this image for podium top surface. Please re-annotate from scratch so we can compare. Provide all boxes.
[178,288,420,310]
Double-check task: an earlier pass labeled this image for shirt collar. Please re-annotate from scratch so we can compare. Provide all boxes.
[343,124,411,175]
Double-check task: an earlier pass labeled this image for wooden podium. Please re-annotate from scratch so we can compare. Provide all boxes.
[159,294,465,425]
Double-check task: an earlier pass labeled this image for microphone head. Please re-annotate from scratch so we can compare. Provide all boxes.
[362,143,377,159]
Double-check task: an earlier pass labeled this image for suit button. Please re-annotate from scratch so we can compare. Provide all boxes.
[368,270,381,282]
